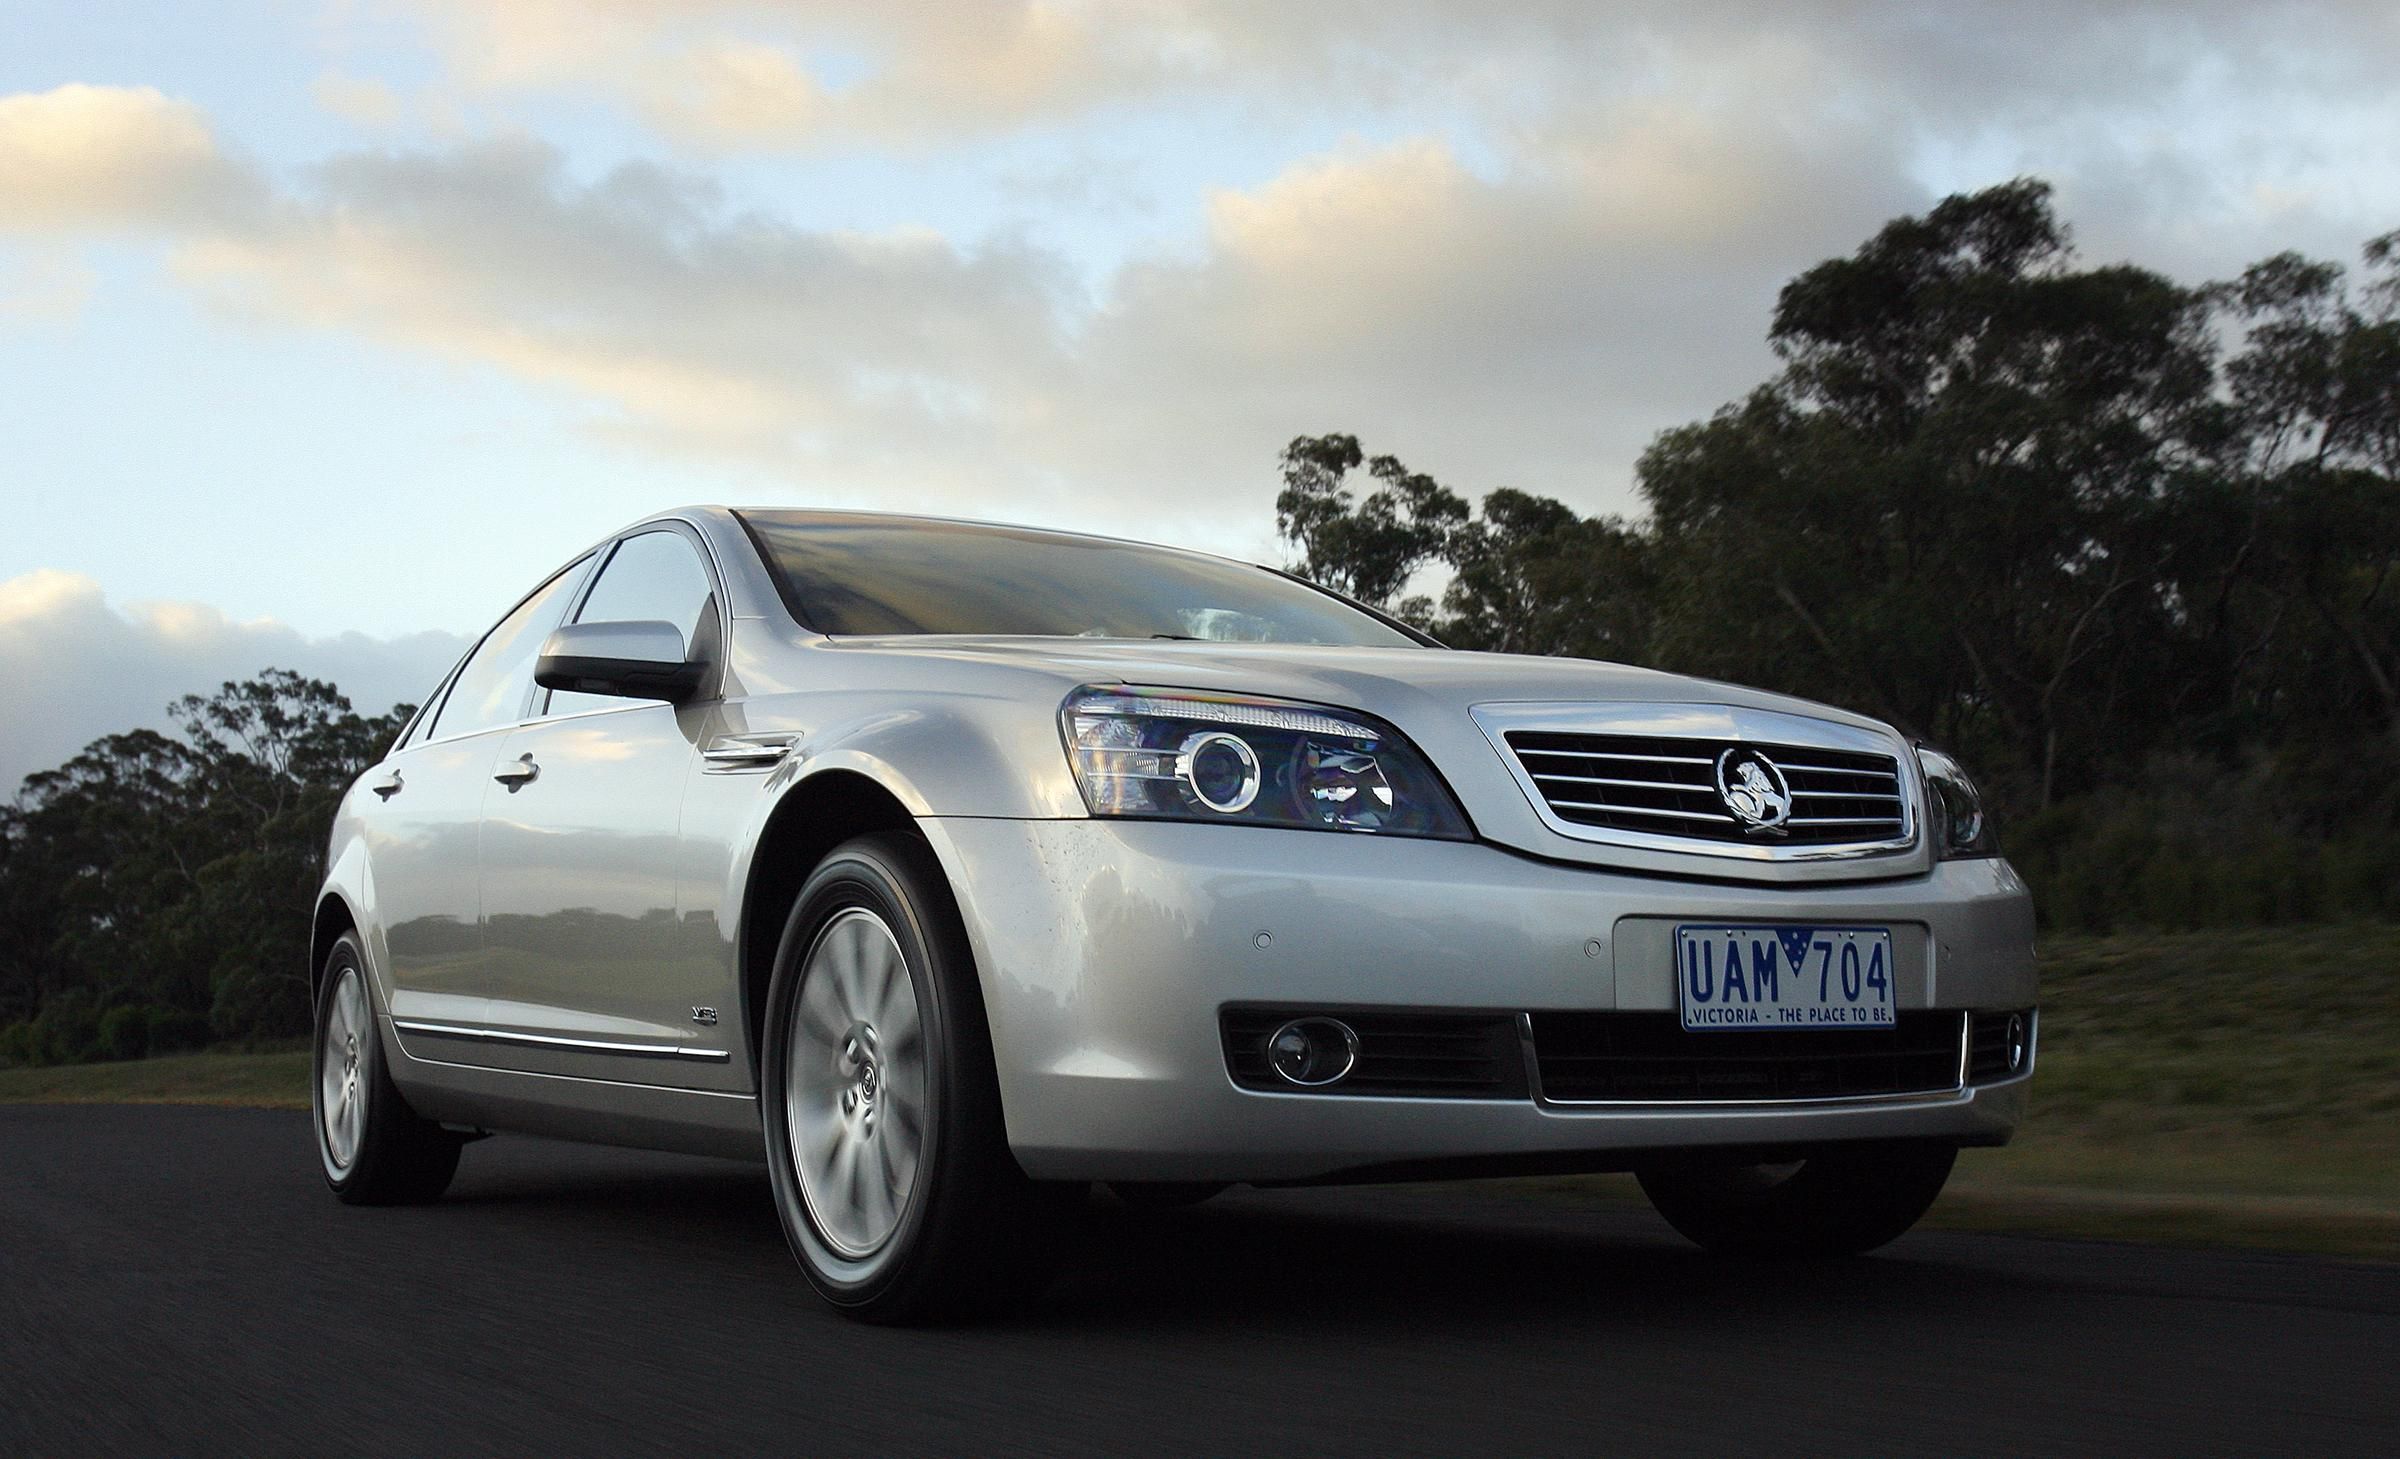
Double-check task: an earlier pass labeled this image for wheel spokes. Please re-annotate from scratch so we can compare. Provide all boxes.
[785,906,928,1261]
[319,969,369,1170]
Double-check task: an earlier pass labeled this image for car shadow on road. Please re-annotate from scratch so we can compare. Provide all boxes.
[1032,1185,2016,1334]
[435,1142,2026,1334]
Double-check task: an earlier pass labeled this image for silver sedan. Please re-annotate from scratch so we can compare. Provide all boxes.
[311,507,2036,1321]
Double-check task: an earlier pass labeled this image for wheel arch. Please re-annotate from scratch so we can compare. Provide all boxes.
[736,769,926,1071]
[310,891,360,1006]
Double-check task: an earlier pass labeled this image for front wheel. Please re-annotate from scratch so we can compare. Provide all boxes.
[760,833,1072,1323]
[1636,1142,1957,1258]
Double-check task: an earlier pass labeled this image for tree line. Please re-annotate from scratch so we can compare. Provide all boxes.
[0,673,406,1065]
[1278,180,2398,930]
[3,179,2394,1066]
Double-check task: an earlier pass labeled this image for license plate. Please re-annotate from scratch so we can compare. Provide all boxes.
[1675,925,1895,1031]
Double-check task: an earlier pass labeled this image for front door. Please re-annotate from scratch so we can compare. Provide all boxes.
[471,526,735,1089]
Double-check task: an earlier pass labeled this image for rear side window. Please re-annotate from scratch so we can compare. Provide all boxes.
[425,559,589,741]
[544,529,715,718]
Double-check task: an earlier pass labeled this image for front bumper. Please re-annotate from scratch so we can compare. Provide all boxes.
[921,818,2038,1183]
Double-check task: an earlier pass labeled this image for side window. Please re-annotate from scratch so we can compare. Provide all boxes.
[544,530,716,718]
[424,558,589,742]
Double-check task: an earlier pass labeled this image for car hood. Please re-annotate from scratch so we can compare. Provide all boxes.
[847,637,1887,731]
[792,635,1929,885]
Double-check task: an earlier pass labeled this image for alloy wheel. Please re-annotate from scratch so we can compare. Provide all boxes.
[785,907,927,1260]
[318,967,369,1171]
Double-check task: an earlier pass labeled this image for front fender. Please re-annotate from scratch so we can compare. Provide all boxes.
[779,694,1085,820]
[689,691,1087,1092]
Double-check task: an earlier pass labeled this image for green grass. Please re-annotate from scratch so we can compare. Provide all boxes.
[1515,924,2400,1259]
[6,926,2396,1257]
[0,1048,310,1109]
[1932,923,2400,1259]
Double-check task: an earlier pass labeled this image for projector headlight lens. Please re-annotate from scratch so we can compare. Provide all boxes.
[1179,730,1262,813]
[1063,687,1470,838]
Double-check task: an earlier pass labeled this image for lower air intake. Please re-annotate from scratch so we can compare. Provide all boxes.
[1529,1011,1966,1103]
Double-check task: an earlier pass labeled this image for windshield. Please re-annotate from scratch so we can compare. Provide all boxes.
[739,512,1425,648]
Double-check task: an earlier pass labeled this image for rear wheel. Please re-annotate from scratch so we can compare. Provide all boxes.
[761,832,1073,1323]
[313,932,461,1205]
[1636,1142,1957,1257]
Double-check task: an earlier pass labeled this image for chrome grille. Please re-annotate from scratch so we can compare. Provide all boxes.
[1501,731,1907,847]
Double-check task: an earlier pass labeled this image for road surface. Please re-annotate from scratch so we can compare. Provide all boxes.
[3,1105,2391,1456]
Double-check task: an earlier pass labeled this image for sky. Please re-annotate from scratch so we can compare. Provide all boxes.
[4,0,2399,789]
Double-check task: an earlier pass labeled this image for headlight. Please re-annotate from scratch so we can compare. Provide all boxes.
[1916,746,1997,859]
[1062,687,1472,839]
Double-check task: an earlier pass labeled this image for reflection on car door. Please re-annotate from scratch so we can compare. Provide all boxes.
[364,732,507,1028]
[367,557,589,1035]
[473,526,735,1089]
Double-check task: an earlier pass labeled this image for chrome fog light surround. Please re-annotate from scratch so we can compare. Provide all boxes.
[1265,1017,1360,1087]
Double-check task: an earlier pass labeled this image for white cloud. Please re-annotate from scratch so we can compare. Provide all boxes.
[310,71,408,130]
[397,0,1193,149]
[377,2,2400,165]
[11,5,2400,564]
[0,86,1916,541]
[0,83,259,232]
[0,570,467,795]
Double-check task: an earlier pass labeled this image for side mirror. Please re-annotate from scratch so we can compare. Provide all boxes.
[535,621,706,703]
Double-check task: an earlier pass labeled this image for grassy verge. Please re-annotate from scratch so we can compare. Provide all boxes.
[1525,924,2400,1259]
[5,926,2395,1258]
[0,1048,310,1110]
[1932,923,2400,1259]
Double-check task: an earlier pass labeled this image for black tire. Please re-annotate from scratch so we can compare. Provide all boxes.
[1636,1142,1958,1258]
[312,932,462,1205]
[1107,1182,1229,1212]
[760,832,1076,1323]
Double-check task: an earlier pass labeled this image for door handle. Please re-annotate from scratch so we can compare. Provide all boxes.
[493,753,540,790]
[370,771,404,801]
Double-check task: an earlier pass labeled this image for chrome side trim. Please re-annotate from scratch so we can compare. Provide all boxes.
[396,1048,758,1099]
[1470,700,1923,863]
[1527,1012,1971,1110]
[392,1019,732,1062]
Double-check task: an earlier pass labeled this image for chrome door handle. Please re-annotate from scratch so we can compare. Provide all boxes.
[493,754,540,790]
[370,771,404,801]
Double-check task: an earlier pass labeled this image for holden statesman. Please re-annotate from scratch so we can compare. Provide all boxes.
[310,507,2036,1321]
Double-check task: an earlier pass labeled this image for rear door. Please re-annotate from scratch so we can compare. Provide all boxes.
[364,557,589,1037]
[473,525,734,1088]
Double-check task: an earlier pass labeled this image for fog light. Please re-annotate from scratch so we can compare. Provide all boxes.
[2005,1012,2029,1073]
[1265,1018,1358,1086]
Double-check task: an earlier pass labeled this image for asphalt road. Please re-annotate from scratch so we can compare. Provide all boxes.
[3,1105,2393,1457]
